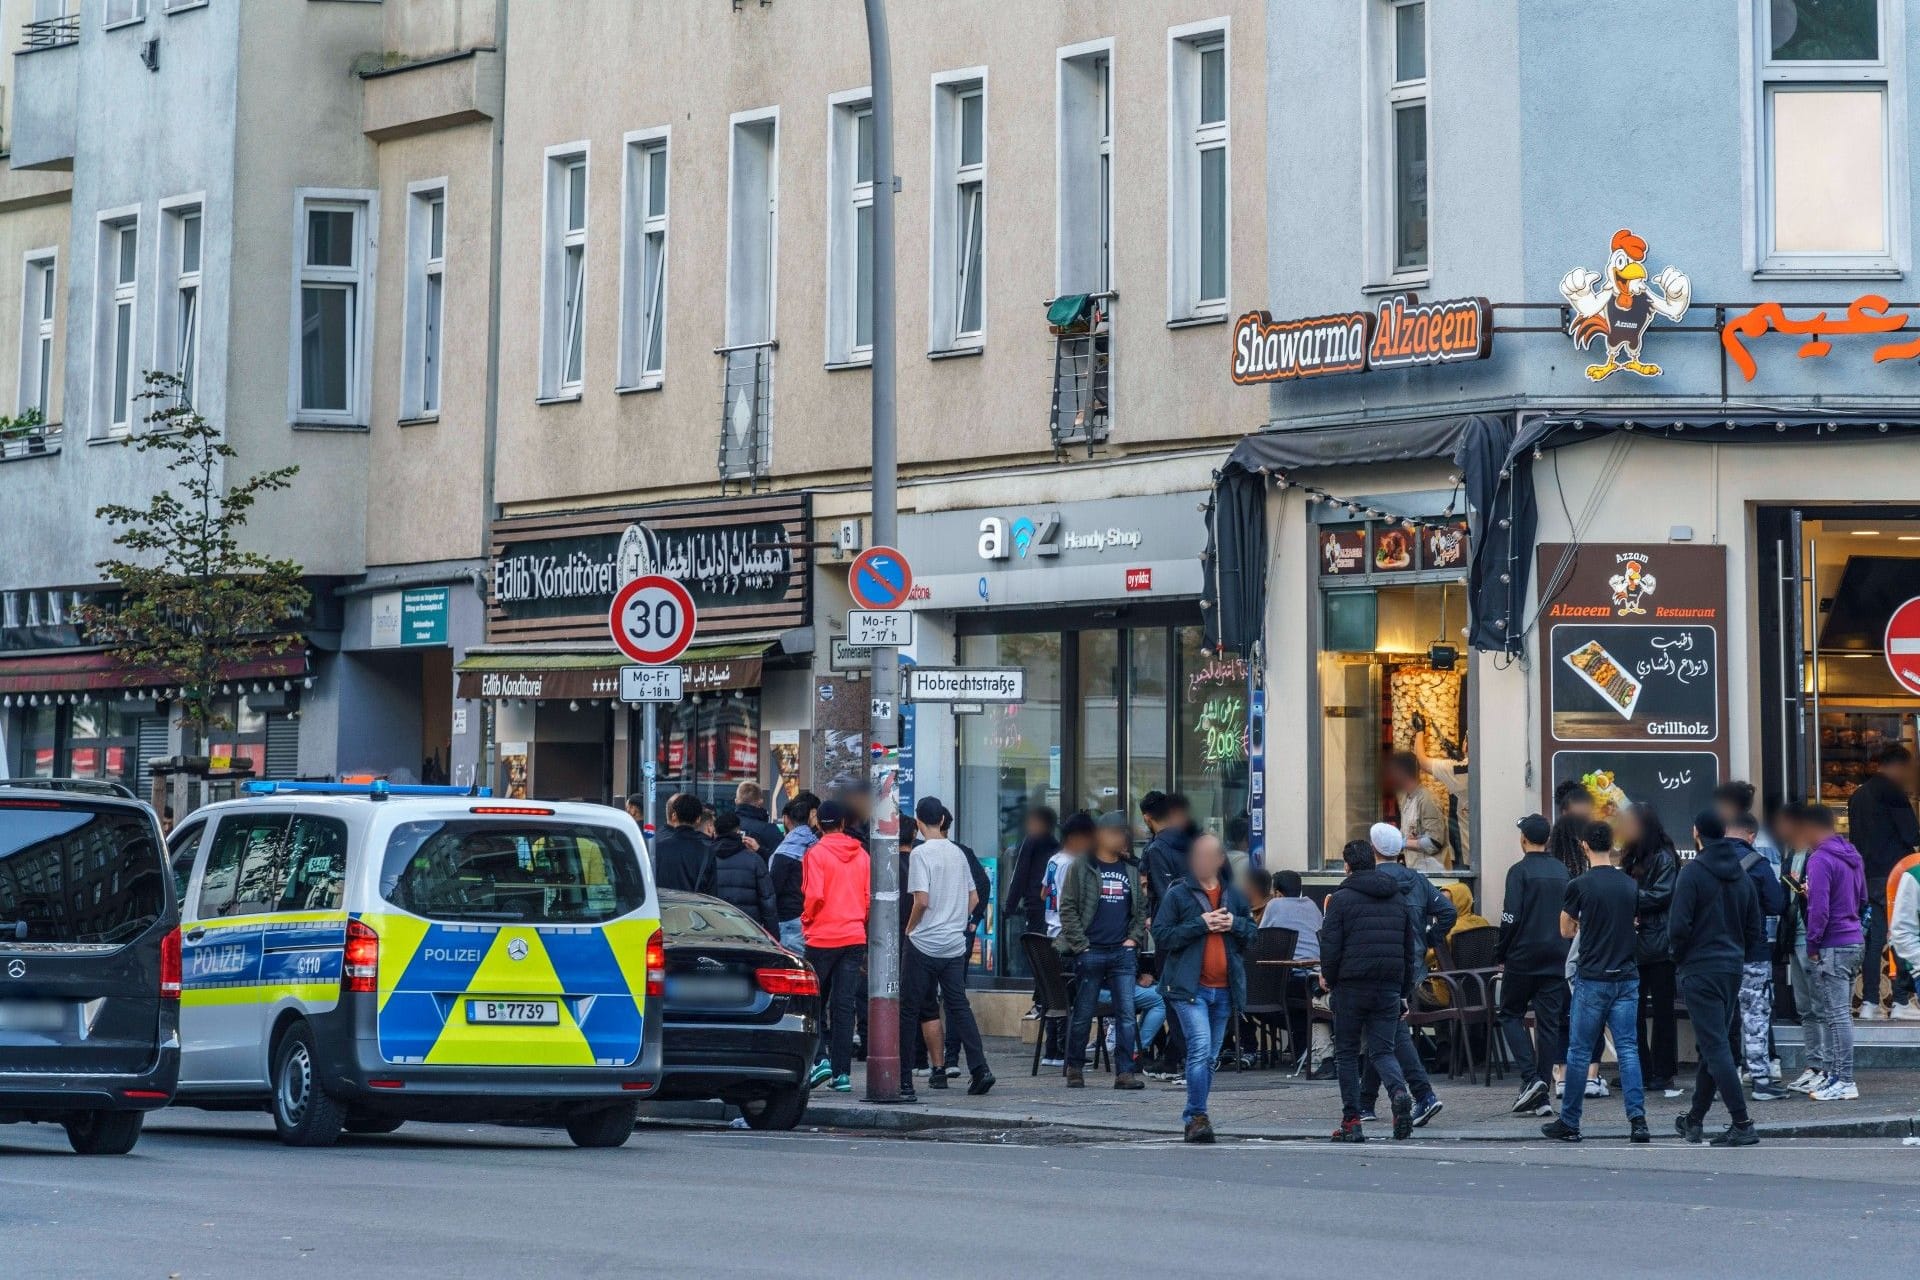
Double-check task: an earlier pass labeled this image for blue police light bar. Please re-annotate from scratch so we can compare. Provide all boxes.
[241,781,493,800]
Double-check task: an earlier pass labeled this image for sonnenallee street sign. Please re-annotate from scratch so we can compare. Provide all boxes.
[903,667,1026,703]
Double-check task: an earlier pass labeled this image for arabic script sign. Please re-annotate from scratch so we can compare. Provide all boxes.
[486,493,810,645]
[1721,294,1920,382]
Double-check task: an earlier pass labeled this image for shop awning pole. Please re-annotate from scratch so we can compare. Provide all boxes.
[863,0,903,1106]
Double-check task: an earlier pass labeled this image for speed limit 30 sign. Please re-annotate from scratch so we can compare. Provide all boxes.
[609,574,698,665]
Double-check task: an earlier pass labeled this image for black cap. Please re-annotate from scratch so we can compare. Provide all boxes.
[1516,813,1551,845]
[914,795,948,828]
[816,799,846,826]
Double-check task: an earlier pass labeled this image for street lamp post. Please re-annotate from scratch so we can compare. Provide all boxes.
[861,0,902,1104]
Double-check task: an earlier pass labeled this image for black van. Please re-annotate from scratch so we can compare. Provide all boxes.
[0,785,181,1153]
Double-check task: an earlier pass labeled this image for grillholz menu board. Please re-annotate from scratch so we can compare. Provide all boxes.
[1536,543,1729,841]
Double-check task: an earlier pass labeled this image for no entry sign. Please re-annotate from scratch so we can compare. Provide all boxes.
[609,575,697,665]
[848,546,914,611]
[1885,596,1920,696]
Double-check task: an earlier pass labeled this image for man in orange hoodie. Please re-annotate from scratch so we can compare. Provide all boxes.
[802,800,871,1092]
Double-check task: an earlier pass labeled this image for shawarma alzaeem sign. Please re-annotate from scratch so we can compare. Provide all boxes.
[1231,293,1491,384]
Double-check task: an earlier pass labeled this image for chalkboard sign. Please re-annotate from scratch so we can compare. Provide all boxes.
[1537,544,1729,821]
[1550,749,1722,845]
[1548,623,1718,743]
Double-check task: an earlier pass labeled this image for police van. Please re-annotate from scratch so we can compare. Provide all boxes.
[164,783,661,1147]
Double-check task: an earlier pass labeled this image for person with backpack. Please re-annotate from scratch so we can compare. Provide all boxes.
[1727,810,1788,1101]
[1670,811,1767,1146]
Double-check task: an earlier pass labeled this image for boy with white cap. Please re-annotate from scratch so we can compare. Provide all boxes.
[1354,819,1454,1127]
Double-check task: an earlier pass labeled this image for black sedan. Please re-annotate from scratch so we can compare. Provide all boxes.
[651,891,821,1130]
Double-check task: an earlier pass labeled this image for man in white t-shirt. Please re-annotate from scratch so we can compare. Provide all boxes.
[1043,815,1094,938]
[899,796,995,1101]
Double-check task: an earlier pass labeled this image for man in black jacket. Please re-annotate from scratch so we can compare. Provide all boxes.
[1139,791,1194,913]
[653,793,716,894]
[1321,840,1420,1143]
[1846,745,1919,1015]
[732,781,785,863]
[1003,807,1060,928]
[1671,810,1767,1147]
[709,812,778,933]
[1496,813,1571,1115]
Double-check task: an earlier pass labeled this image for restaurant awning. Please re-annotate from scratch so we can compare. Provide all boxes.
[0,648,310,704]
[454,643,769,700]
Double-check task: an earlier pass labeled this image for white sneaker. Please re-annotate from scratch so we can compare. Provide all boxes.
[1584,1077,1607,1098]
[1663,1086,1687,1099]
[1553,1080,1565,1098]
[1787,1068,1821,1093]
[1811,1079,1860,1101]
[1856,1003,1885,1021]
[1890,1000,1920,1022]
[1041,1056,1064,1067]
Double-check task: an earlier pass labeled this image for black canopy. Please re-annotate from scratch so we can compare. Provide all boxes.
[1204,414,1522,655]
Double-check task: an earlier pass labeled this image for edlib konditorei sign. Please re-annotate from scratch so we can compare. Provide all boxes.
[1230,293,1491,385]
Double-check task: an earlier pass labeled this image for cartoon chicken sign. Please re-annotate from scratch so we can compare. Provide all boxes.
[1561,229,1691,380]
[1609,555,1656,616]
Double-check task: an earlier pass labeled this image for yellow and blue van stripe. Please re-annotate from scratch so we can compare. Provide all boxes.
[364,914,654,1069]
[179,912,347,1008]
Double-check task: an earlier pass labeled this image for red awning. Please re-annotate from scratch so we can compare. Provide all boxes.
[0,649,309,699]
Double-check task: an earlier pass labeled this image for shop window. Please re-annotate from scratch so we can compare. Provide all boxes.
[652,692,762,817]
[1176,626,1251,849]
[64,700,137,792]
[1317,575,1470,872]
[1074,630,1122,818]
[206,695,272,781]
[15,705,57,777]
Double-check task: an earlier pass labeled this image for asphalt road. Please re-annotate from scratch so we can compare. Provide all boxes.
[3,1112,1918,1279]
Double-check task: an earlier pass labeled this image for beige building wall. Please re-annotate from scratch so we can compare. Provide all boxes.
[0,1,72,431]
[494,0,1266,514]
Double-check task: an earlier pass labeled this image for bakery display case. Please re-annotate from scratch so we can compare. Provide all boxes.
[1816,709,1915,828]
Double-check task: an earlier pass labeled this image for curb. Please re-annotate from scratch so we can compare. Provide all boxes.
[803,1100,1920,1144]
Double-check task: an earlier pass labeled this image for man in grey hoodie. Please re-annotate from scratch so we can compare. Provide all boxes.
[1670,810,1767,1146]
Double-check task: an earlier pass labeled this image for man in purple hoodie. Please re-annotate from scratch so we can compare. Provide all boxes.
[1802,804,1867,1101]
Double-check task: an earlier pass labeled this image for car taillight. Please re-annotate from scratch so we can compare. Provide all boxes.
[470,805,555,816]
[644,932,665,999]
[755,966,819,997]
[345,919,379,993]
[159,928,181,1001]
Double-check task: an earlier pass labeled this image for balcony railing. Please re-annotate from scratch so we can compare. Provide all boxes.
[1047,291,1113,456]
[20,13,79,52]
[716,338,776,490]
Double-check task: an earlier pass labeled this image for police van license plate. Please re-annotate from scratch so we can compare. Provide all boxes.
[466,999,560,1025]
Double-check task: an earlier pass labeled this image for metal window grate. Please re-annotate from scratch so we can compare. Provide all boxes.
[1047,292,1113,456]
[264,713,300,780]
[20,14,79,52]
[715,340,776,490]
[134,714,169,800]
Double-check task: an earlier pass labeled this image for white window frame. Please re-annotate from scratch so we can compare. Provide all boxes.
[723,107,781,349]
[153,194,203,409]
[928,68,988,355]
[618,128,671,391]
[103,0,146,29]
[825,89,874,368]
[287,188,376,428]
[1166,21,1230,323]
[18,248,57,421]
[1056,39,1115,298]
[539,143,589,401]
[401,179,446,420]
[1361,1,1429,289]
[1744,0,1909,277]
[93,209,140,439]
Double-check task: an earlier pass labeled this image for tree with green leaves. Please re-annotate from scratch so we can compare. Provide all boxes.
[77,372,310,764]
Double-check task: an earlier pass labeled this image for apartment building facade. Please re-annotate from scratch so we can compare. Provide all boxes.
[1219,0,1920,931]
[459,0,1265,981]
[0,0,499,800]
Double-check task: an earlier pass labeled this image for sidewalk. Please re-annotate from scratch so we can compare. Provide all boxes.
[800,1037,1920,1142]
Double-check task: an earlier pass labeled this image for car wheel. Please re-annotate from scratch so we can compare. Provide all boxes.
[64,1110,144,1155]
[271,1022,345,1147]
[563,1101,638,1148]
[739,1084,808,1132]
[343,1113,406,1135]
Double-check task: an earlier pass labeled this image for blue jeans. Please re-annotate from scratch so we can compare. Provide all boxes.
[1067,945,1138,1073]
[1560,975,1644,1131]
[778,918,805,953]
[1171,986,1232,1122]
[1134,981,1166,1054]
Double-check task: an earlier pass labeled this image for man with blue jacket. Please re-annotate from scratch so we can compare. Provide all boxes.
[1152,832,1256,1144]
